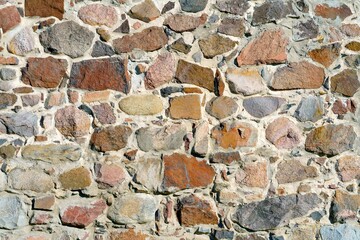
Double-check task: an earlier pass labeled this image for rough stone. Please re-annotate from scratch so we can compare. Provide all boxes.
[337,155,360,182]
[180,0,207,13]
[252,0,296,26]
[40,21,95,58]
[25,0,64,19]
[243,96,285,118]
[271,61,325,90]
[320,224,360,240]
[0,195,27,230]
[211,121,258,149]
[218,18,245,37]
[161,153,215,192]
[236,161,268,188]
[55,106,91,138]
[344,55,360,68]
[21,57,68,88]
[170,38,192,54]
[162,1,175,14]
[178,195,218,226]
[199,34,237,58]
[108,193,157,224]
[210,151,241,165]
[119,95,163,115]
[330,190,360,223]
[136,124,186,152]
[59,167,92,190]
[110,229,150,240]
[305,124,356,156]
[22,144,82,163]
[78,4,117,27]
[216,0,250,15]
[345,41,360,51]
[0,6,21,33]
[33,195,55,211]
[266,117,302,149]
[0,56,19,65]
[169,95,201,120]
[95,163,127,187]
[331,69,360,97]
[133,157,162,191]
[91,41,115,57]
[276,160,318,184]
[45,92,65,109]
[30,212,54,225]
[164,13,207,32]
[294,96,324,122]
[340,24,360,37]
[308,43,341,68]
[8,27,35,56]
[114,20,129,34]
[90,125,132,152]
[0,68,16,81]
[129,0,160,23]
[292,19,319,41]
[206,96,238,119]
[0,93,17,109]
[314,4,352,20]
[226,68,266,96]
[113,26,167,53]
[145,52,175,89]
[8,168,53,193]
[192,121,209,157]
[0,112,38,137]
[0,144,16,159]
[237,29,288,65]
[92,103,116,125]
[233,193,321,231]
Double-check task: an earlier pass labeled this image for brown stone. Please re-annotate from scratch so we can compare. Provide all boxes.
[13,87,33,94]
[21,57,68,88]
[237,28,288,65]
[45,92,65,109]
[161,153,215,192]
[271,61,325,90]
[110,229,149,240]
[265,117,302,149]
[236,161,268,188]
[164,13,207,32]
[82,90,110,103]
[59,167,92,190]
[331,69,360,97]
[78,4,118,27]
[340,24,360,37]
[92,103,116,125]
[113,26,168,53]
[170,38,192,54]
[129,0,160,23]
[206,96,238,119]
[69,58,130,93]
[169,95,201,120]
[314,4,352,20]
[210,151,241,165]
[178,195,218,227]
[308,43,341,68]
[199,34,237,58]
[332,99,348,115]
[337,155,360,182]
[55,106,91,138]
[0,6,21,33]
[0,93,17,110]
[144,52,176,89]
[211,121,258,149]
[90,125,132,152]
[218,17,245,37]
[25,0,64,19]
[330,190,360,223]
[276,160,318,184]
[345,41,360,51]
[33,195,55,211]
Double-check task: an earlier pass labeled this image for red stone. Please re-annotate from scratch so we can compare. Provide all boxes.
[25,0,64,19]
[0,6,21,33]
[314,4,352,20]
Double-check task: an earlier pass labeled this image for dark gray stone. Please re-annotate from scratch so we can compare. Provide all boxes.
[180,0,207,13]
[0,111,38,137]
[216,0,250,15]
[160,86,183,97]
[91,41,115,57]
[161,1,175,14]
[232,193,321,230]
[0,195,27,230]
[252,0,296,26]
[243,96,285,118]
[294,96,324,122]
[214,229,234,240]
[293,19,319,41]
[114,19,130,34]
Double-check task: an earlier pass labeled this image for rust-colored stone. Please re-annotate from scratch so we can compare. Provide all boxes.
[308,43,341,68]
[25,0,64,19]
[314,4,352,20]
[0,6,21,33]
[110,229,149,240]
[169,95,201,120]
[90,125,132,152]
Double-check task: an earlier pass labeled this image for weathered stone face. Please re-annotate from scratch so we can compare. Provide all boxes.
[25,0,64,19]
[22,144,82,163]
[90,125,132,152]
[0,195,28,230]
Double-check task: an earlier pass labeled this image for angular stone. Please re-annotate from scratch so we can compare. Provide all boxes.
[60,199,106,228]
[92,103,116,125]
[0,93,16,110]
[331,69,360,97]
[216,0,249,15]
[59,167,92,190]
[243,96,285,118]
[320,224,360,240]
[233,193,321,231]
[136,124,186,152]
[253,0,295,25]
[192,121,209,157]
[226,68,265,96]
[108,193,157,224]
[0,6,21,33]
[145,52,176,89]
[271,61,325,90]
[337,155,360,182]
[69,58,130,93]
[91,41,115,57]
[55,106,90,138]
[211,121,258,149]
[30,211,54,225]
[21,57,67,88]
[0,195,27,230]
[210,151,241,165]
[78,4,117,27]
[178,195,218,227]
[276,160,318,184]
[119,95,163,115]
[161,153,215,192]
[206,96,238,119]
[236,161,268,188]
[25,0,64,19]
[114,20,129,34]
[8,168,53,193]
[22,144,81,163]
[305,124,356,156]
[314,4,352,20]
[162,1,175,14]
[95,163,127,187]
[237,29,288,65]
[330,190,360,223]
[218,18,245,37]
[170,38,192,54]
[45,92,65,109]
[33,195,55,211]
[180,0,207,13]
[113,26,167,53]
[294,96,324,122]
[90,125,132,152]
[340,24,360,37]
[0,112,38,137]
[0,68,16,81]
[110,229,150,240]
[292,19,319,41]
[199,34,237,58]
[40,21,95,58]
[129,0,160,23]
[308,43,341,68]
[8,27,35,56]
[131,157,161,192]
[164,13,207,32]
[266,117,301,149]
[169,95,201,120]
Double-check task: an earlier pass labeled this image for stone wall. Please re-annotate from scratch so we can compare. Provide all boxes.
[0,0,360,239]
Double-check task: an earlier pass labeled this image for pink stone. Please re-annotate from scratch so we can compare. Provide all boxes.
[144,52,176,89]
[266,117,302,149]
[78,4,118,27]
[55,106,91,138]
[0,6,21,33]
[95,163,127,187]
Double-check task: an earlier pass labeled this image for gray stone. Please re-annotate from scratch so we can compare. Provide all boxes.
[0,195,28,230]
[192,121,209,157]
[252,0,296,26]
[133,158,162,192]
[293,19,319,41]
[276,160,318,184]
[22,144,82,163]
[91,41,115,57]
[136,124,187,152]
[214,230,234,240]
[0,68,16,81]
[344,55,360,68]
[40,21,95,58]
[180,0,207,13]
[294,96,324,122]
[108,193,157,224]
[21,94,40,107]
[114,20,129,34]
[8,27,35,56]
[0,172,6,191]
[320,224,360,240]
[160,86,183,97]
[0,112,38,137]
[8,168,54,193]
[243,96,285,118]
[232,193,321,230]
[216,0,250,15]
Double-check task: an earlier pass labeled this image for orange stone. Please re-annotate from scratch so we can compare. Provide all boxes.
[308,43,340,68]
[110,229,149,240]
[82,90,111,103]
[169,95,201,120]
